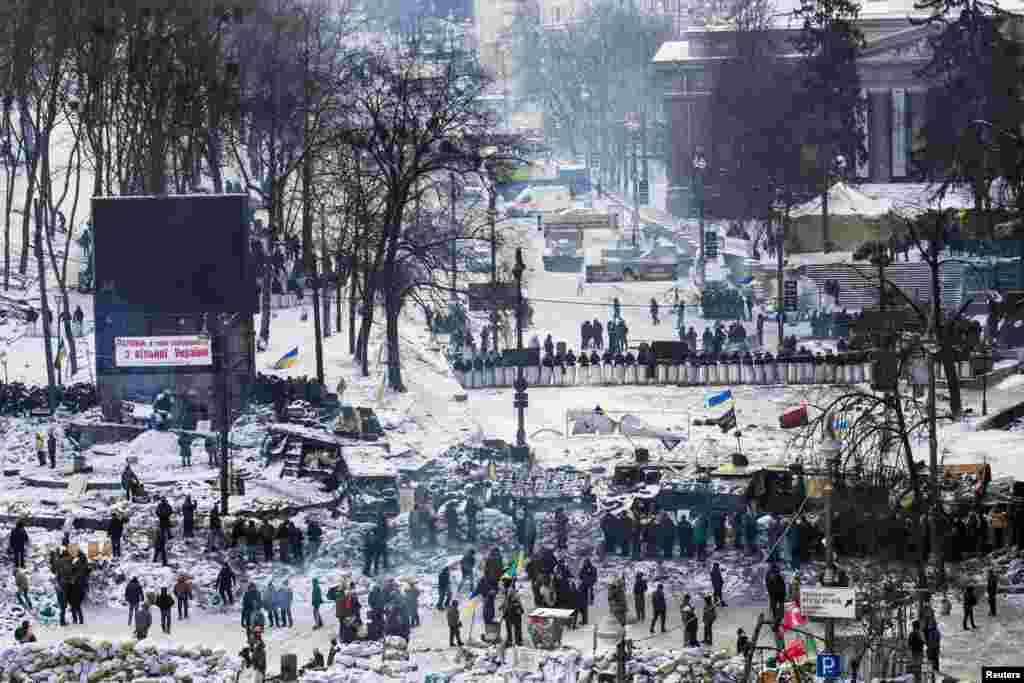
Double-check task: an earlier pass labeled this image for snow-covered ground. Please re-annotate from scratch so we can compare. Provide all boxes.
[4,141,1024,680]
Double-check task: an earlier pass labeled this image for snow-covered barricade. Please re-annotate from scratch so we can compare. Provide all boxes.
[0,636,243,682]
[298,637,417,683]
[402,645,746,683]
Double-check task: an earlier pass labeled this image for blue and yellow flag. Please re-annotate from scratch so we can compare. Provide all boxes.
[273,347,298,370]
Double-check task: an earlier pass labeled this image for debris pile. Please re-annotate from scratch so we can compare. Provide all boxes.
[0,636,243,682]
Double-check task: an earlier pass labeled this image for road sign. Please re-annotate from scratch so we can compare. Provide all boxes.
[705,231,719,258]
[638,179,650,206]
[801,587,857,619]
[784,280,798,312]
[816,654,842,680]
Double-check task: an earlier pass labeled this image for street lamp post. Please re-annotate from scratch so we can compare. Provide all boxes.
[693,151,708,283]
[513,248,528,450]
[488,166,499,353]
[819,434,841,654]
[922,334,944,588]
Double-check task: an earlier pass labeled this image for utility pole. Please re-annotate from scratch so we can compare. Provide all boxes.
[489,172,499,352]
[218,315,231,515]
[302,41,324,386]
[821,432,841,654]
[693,151,708,284]
[632,132,640,247]
[513,248,528,449]
[742,614,766,683]
[777,210,787,351]
[450,171,457,301]
[925,334,943,587]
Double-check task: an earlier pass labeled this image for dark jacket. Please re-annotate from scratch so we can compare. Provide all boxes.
[125,579,143,605]
[217,566,236,591]
[633,575,647,596]
[156,591,174,611]
[710,566,724,590]
[9,525,28,551]
[109,516,124,539]
[652,587,667,613]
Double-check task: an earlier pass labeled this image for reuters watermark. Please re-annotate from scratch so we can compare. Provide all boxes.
[984,667,1024,681]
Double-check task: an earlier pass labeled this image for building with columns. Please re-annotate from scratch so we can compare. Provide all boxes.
[651,0,1024,219]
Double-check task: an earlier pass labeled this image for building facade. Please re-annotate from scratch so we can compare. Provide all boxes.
[652,0,1023,218]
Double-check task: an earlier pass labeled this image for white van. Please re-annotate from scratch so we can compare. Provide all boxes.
[507,185,572,217]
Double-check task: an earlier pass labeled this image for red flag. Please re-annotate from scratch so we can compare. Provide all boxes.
[782,602,807,630]
[777,637,807,662]
[779,405,809,429]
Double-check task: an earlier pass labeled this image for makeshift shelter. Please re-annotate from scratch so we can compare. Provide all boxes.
[786,182,894,253]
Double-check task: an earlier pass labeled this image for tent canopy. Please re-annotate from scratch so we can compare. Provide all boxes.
[789,182,892,218]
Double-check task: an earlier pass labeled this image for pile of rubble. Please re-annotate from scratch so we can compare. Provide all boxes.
[0,636,243,682]
[411,644,746,683]
[298,637,417,683]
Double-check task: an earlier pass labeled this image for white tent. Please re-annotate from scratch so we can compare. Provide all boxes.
[789,182,892,218]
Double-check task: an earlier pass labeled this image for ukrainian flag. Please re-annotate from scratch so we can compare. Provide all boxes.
[705,389,732,408]
[273,347,299,370]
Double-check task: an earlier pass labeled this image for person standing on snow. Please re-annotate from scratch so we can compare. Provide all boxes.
[650,584,667,634]
[447,600,463,647]
[579,558,597,606]
[14,567,31,609]
[9,520,29,568]
[680,594,699,646]
[181,495,197,538]
[633,572,648,622]
[280,581,295,627]
[650,298,660,326]
[156,587,174,634]
[152,526,169,566]
[987,568,999,616]
[437,565,452,610]
[693,515,708,561]
[241,582,261,628]
[47,428,58,469]
[710,563,727,607]
[125,576,144,625]
[217,563,236,606]
[702,594,717,645]
[264,581,280,627]
[134,599,153,640]
[174,574,192,620]
[35,432,46,467]
[312,578,325,629]
[963,585,978,630]
[765,565,786,624]
[464,496,479,543]
[108,513,124,558]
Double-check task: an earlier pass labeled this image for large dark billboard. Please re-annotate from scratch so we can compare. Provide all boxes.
[93,194,255,314]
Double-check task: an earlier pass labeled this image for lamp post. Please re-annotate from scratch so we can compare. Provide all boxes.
[819,434,841,653]
[920,334,944,588]
[693,150,708,284]
[973,344,994,416]
[513,248,528,450]
[487,160,499,352]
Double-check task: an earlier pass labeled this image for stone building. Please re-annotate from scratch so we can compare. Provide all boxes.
[651,0,1024,219]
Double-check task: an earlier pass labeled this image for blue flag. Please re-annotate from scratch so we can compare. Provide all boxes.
[706,389,732,408]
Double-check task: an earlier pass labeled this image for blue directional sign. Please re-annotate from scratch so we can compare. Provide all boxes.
[816,654,842,680]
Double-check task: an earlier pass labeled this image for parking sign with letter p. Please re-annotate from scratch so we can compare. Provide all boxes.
[816,654,841,680]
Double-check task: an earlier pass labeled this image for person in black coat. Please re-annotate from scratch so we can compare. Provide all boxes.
[650,584,667,634]
[217,563,236,605]
[437,565,452,609]
[153,527,169,566]
[47,430,58,469]
[677,515,693,558]
[125,577,144,625]
[581,321,592,350]
[592,319,604,350]
[963,585,978,629]
[9,521,29,568]
[181,495,197,538]
[108,514,124,558]
[658,513,676,559]
[710,562,727,607]
[579,558,597,607]
[156,498,173,538]
[633,573,648,622]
